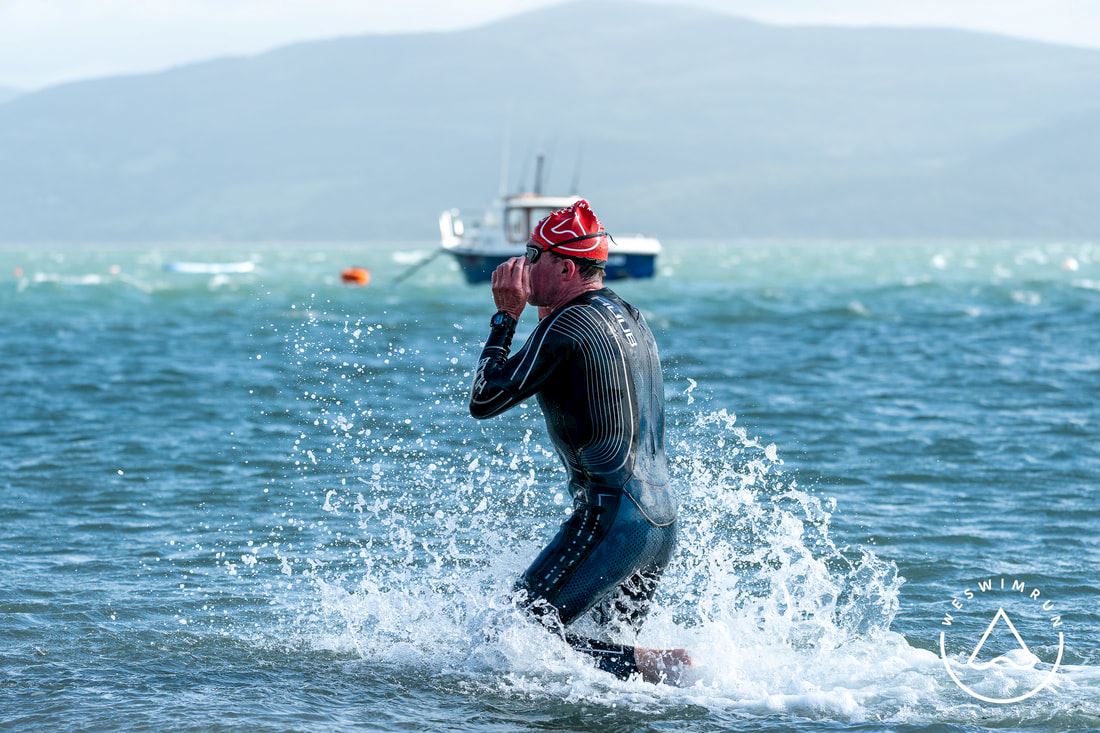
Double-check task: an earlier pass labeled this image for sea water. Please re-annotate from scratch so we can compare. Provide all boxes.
[1,240,1097,732]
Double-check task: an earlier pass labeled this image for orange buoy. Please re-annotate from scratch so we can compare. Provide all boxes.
[341,267,371,286]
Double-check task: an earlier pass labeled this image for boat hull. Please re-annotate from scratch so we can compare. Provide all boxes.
[447,252,656,284]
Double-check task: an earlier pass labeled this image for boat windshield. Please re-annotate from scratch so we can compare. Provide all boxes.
[504,207,560,243]
[505,208,527,243]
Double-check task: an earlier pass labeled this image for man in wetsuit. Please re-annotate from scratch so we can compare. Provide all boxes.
[469,199,691,684]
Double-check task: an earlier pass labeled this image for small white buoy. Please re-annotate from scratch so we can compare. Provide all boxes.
[1062,257,1080,272]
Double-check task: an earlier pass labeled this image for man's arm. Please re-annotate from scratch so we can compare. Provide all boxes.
[469,258,566,419]
[469,312,570,419]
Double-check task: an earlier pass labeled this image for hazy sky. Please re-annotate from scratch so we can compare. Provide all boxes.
[2,0,1098,89]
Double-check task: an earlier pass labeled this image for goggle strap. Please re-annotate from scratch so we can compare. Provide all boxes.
[527,232,612,268]
[554,230,609,246]
[533,230,612,251]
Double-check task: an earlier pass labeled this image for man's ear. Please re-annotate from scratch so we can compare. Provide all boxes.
[561,259,575,278]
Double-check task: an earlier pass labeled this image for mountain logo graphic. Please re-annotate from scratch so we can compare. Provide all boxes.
[938,578,1065,704]
[966,607,1034,670]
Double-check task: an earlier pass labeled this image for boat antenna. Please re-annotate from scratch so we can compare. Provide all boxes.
[543,138,557,191]
[516,148,532,194]
[569,143,584,194]
[498,107,513,196]
[533,153,545,195]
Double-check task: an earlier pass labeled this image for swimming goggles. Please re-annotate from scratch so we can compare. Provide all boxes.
[525,231,610,266]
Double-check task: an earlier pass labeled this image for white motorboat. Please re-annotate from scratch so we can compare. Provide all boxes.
[438,159,660,284]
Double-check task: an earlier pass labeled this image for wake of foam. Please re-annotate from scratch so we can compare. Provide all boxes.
[271,407,940,722]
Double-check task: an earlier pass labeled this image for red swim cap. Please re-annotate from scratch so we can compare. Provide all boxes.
[530,199,609,263]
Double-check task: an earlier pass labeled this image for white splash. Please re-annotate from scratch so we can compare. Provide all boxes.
[213,300,1100,729]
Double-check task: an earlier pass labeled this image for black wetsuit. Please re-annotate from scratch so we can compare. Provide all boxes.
[470,287,676,679]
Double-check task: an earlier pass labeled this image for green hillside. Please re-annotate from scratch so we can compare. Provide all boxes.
[1,0,1098,241]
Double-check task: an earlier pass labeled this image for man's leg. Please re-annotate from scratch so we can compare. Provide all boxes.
[520,591,652,680]
[590,565,665,635]
[516,496,689,682]
[581,565,692,684]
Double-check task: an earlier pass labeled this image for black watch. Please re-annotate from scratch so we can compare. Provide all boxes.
[490,310,516,329]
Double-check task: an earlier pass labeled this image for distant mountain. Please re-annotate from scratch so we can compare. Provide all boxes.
[0,86,19,105]
[1,0,1099,241]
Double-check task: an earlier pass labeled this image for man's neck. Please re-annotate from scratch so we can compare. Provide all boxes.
[545,281,603,313]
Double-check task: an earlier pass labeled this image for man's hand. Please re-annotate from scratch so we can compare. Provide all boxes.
[490,257,528,320]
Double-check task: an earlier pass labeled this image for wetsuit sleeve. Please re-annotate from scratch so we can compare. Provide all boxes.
[469,313,570,420]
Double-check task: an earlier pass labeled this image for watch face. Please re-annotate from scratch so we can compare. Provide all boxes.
[491,312,508,327]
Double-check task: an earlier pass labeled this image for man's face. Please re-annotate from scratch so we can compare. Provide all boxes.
[524,245,557,307]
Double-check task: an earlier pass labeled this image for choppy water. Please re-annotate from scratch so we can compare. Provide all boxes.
[2,240,1098,732]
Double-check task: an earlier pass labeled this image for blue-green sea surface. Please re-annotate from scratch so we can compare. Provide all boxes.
[1,240,1098,732]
